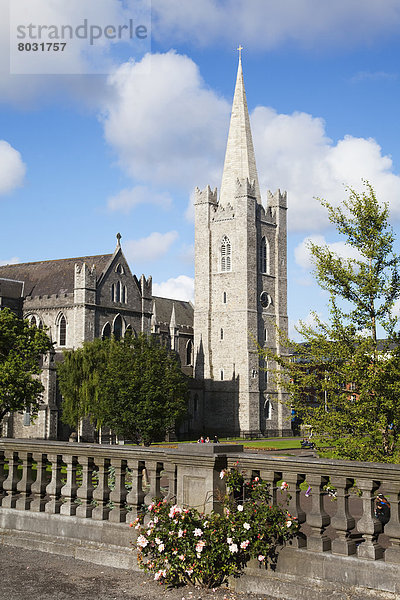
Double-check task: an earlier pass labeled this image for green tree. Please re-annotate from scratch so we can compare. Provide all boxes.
[263,181,400,462]
[56,337,108,430]
[0,308,53,423]
[57,333,189,445]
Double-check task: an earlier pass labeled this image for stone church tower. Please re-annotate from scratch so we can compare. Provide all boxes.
[193,56,291,437]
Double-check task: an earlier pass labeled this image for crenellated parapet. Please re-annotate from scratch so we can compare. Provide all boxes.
[194,185,218,205]
[212,201,234,222]
[234,177,257,199]
[267,189,288,210]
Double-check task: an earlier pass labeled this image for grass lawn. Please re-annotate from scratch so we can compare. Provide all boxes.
[153,437,305,451]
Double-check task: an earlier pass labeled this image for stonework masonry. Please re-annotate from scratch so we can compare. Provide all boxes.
[193,57,291,437]
[0,56,291,441]
[0,241,193,441]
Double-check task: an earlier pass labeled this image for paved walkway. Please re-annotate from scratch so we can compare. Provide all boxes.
[0,544,267,600]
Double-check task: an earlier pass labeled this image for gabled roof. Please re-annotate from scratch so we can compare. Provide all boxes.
[152,296,193,331]
[0,255,112,297]
[0,277,24,299]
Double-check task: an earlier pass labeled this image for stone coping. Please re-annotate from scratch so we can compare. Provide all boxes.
[172,443,243,454]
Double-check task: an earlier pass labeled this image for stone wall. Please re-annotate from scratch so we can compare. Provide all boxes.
[1,440,400,598]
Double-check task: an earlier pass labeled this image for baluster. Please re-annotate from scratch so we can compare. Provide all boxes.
[259,469,282,507]
[16,452,34,510]
[30,453,50,512]
[260,470,282,506]
[305,474,331,552]
[0,450,6,504]
[144,460,163,506]
[109,459,128,522]
[330,476,356,556]
[162,462,176,503]
[381,482,400,563]
[45,454,63,514]
[283,471,307,548]
[92,457,111,521]
[60,454,79,516]
[356,478,384,560]
[76,456,95,518]
[2,451,21,508]
[126,459,146,522]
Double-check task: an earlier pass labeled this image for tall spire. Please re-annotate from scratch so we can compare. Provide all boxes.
[219,53,261,206]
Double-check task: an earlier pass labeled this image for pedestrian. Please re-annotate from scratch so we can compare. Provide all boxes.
[213,435,219,443]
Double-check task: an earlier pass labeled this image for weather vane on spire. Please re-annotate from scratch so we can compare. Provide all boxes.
[237,44,243,60]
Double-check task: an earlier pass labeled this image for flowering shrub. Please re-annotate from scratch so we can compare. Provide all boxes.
[133,468,299,589]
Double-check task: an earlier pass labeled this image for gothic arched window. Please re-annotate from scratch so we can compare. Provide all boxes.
[221,236,231,272]
[102,322,111,340]
[59,315,67,346]
[260,236,270,274]
[111,284,115,302]
[113,315,123,340]
[186,340,193,366]
[264,397,271,420]
[116,281,121,303]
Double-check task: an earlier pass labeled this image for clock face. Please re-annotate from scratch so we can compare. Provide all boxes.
[260,291,272,308]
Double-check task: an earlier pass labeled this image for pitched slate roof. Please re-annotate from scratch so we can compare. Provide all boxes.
[0,277,24,299]
[0,255,113,297]
[152,296,193,331]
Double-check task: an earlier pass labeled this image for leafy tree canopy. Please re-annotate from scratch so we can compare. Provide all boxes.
[57,333,189,445]
[263,181,400,462]
[0,308,53,423]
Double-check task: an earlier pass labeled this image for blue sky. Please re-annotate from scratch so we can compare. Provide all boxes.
[1,0,400,337]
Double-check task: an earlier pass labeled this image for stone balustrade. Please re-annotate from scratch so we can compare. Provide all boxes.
[228,452,400,564]
[1,439,400,598]
[0,439,399,565]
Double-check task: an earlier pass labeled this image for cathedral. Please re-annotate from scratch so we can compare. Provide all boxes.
[0,56,291,440]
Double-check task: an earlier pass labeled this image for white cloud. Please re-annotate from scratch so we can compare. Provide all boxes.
[107,185,172,213]
[0,141,26,195]
[290,310,325,340]
[294,235,361,270]
[0,256,20,266]
[252,107,400,231]
[101,52,400,233]
[124,231,178,263]
[153,275,194,302]
[102,51,229,191]
[0,0,149,105]
[351,71,398,83]
[152,0,400,49]
[178,243,195,265]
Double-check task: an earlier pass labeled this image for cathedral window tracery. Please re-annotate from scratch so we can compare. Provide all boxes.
[260,236,270,274]
[220,236,231,272]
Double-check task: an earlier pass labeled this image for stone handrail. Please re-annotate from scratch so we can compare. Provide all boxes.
[229,452,400,563]
[1,439,400,566]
